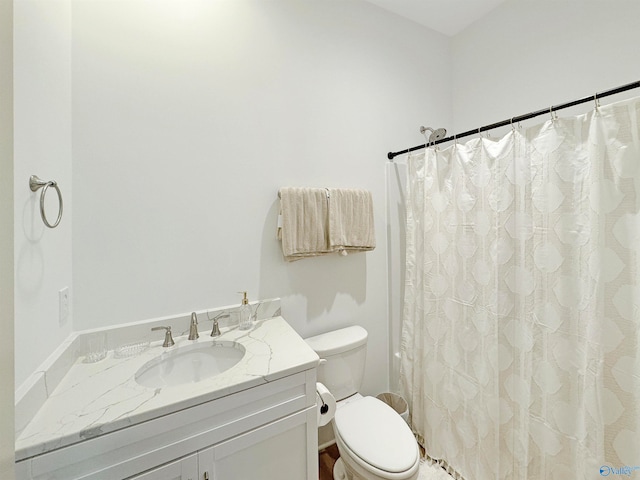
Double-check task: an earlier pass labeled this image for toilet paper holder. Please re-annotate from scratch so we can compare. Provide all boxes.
[317,390,329,415]
[316,382,336,427]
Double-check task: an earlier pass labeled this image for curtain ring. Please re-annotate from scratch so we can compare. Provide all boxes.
[594,93,600,111]
[29,175,63,228]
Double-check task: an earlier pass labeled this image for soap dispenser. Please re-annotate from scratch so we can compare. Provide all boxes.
[238,291,252,330]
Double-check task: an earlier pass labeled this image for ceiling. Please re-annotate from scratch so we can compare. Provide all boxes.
[364,0,509,37]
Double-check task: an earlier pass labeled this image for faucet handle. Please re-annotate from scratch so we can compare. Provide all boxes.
[151,326,175,347]
[209,313,229,337]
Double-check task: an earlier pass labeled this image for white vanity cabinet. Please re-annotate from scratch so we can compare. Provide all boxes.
[197,408,310,480]
[16,370,318,480]
[127,454,198,480]
[129,408,311,480]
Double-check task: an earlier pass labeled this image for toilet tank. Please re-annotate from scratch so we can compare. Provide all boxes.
[304,326,368,401]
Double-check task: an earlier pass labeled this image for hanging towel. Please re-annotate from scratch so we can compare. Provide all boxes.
[328,188,376,255]
[277,187,332,261]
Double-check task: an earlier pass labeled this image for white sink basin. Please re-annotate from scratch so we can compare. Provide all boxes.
[135,341,246,388]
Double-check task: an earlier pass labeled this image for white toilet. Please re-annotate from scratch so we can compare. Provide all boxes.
[305,326,420,480]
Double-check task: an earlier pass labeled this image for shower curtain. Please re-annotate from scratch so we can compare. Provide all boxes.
[399,96,640,480]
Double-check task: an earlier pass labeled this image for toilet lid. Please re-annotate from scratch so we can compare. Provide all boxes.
[334,396,417,473]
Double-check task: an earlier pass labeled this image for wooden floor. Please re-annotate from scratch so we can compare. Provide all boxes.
[318,444,340,480]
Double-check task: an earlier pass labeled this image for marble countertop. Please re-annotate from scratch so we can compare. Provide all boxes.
[15,316,319,462]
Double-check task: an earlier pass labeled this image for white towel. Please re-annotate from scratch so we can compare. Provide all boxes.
[277,187,331,261]
[328,188,376,255]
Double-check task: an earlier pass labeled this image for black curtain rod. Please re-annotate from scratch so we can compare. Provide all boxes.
[387,79,640,160]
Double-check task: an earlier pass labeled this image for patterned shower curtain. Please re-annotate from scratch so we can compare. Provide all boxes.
[399,96,640,480]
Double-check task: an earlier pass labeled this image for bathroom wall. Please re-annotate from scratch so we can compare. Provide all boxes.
[70,0,451,397]
[451,0,640,133]
[0,0,15,475]
[18,0,639,406]
[13,0,73,389]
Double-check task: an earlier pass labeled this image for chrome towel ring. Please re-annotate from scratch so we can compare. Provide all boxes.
[29,175,63,228]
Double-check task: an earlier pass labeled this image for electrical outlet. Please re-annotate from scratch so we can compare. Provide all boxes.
[59,287,70,325]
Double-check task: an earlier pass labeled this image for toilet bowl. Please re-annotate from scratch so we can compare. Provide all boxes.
[332,396,419,480]
[305,326,420,480]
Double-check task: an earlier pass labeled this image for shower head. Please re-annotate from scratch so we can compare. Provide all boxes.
[420,126,447,145]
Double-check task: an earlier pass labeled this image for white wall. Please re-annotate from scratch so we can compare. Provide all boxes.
[452,0,640,133]
[18,0,640,410]
[70,0,451,396]
[0,0,15,475]
[13,0,73,389]
[16,0,640,447]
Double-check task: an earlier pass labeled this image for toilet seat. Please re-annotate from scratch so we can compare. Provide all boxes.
[334,432,419,480]
[333,396,419,475]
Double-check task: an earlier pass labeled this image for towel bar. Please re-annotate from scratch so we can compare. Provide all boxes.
[278,188,330,199]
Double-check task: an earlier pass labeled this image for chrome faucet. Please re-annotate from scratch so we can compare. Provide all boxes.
[210,312,230,337]
[151,326,175,347]
[188,312,199,340]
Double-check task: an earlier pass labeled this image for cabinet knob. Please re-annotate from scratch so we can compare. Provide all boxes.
[203,472,209,480]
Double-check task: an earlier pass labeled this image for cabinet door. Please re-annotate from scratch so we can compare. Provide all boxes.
[198,409,312,480]
[127,453,198,480]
